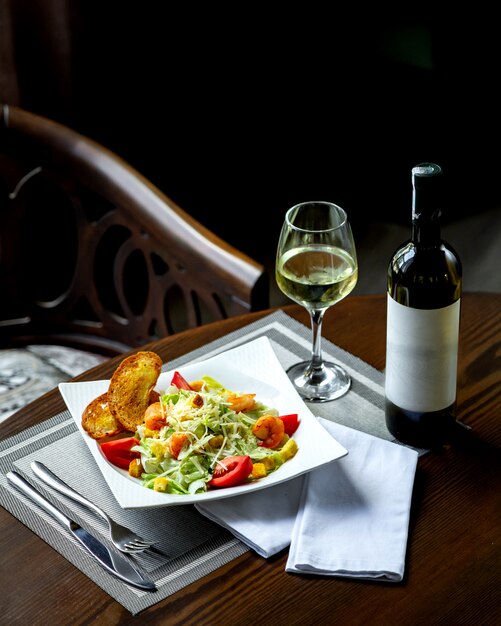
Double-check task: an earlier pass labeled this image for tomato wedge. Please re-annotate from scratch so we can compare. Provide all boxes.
[170,371,193,390]
[209,455,253,488]
[279,413,299,436]
[100,437,140,470]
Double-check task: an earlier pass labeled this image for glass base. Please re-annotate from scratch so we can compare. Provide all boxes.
[286,360,351,402]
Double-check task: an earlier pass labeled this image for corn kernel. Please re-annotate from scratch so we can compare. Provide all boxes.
[251,463,267,479]
[153,476,169,492]
[149,439,168,459]
[189,380,205,391]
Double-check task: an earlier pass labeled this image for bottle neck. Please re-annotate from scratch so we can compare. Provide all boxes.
[411,162,443,246]
[411,217,442,245]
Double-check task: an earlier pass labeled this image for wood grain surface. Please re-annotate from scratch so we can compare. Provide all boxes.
[1,294,499,625]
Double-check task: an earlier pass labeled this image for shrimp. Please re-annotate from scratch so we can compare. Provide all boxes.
[227,393,256,413]
[169,432,189,459]
[252,415,285,448]
[144,402,166,430]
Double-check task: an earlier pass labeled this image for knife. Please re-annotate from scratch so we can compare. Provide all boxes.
[6,471,157,592]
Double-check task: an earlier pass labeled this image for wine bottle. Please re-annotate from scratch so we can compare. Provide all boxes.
[385,162,462,448]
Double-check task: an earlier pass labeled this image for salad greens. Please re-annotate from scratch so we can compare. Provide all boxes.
[131,375,298,494]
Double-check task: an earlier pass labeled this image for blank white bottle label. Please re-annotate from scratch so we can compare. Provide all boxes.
[385,296,460,412]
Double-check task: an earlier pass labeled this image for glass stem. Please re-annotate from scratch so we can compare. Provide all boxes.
[309,309,325,372]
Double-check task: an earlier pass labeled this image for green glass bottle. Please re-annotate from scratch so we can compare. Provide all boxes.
[385,163,462,448]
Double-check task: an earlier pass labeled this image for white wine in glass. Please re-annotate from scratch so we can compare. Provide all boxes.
[276,201,358,401]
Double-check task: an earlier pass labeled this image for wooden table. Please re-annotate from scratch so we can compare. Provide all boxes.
[1,294,500,625]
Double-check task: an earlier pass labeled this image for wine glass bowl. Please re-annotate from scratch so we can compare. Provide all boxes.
[276,201,358,402]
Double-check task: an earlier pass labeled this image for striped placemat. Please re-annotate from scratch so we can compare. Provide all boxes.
[0,310,396,615]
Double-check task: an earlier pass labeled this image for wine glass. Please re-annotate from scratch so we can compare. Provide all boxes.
[276,201,358,402]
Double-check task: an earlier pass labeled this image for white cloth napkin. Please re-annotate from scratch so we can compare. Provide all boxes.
[195,418,418,581]
[286,419,418,581]
[195,475,303,558]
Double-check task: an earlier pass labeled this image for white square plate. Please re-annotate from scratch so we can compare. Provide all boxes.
[59,336,348,508]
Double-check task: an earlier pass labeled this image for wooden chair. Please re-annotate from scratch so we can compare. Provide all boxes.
[0,103,269,357]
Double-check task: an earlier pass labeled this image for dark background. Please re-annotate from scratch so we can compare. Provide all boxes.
[2,6,501,296]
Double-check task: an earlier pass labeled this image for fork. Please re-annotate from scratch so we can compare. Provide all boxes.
[31,461,156,554]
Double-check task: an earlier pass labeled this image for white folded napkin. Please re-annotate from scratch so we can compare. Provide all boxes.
[195,475,303,558]
[196,418,418,581]
[286,419,418,581]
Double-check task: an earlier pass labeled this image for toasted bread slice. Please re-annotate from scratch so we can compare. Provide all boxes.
[107,351,163,431]
[82,392,123,439]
